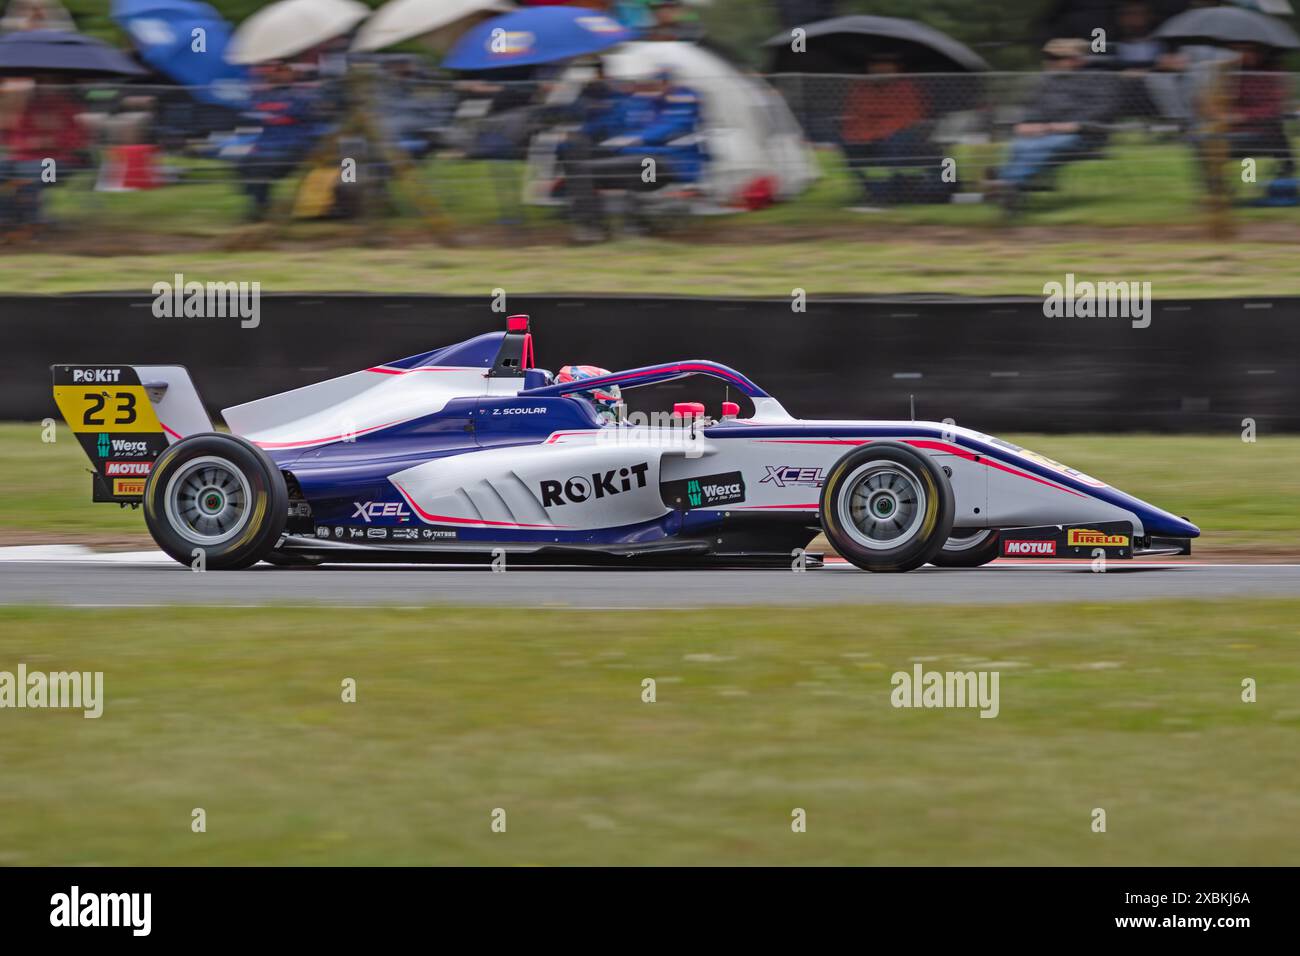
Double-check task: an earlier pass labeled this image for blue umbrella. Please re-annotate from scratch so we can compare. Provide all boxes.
[111,0,249,106]
[444,5,635,71]
[0,29,147,77]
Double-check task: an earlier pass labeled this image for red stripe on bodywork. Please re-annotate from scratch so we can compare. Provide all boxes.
[366,366,473,375]
[755,438,867,445]
[901,439,1087,498]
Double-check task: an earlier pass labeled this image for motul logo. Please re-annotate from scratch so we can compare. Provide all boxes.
[104,461,151,477]
[1004,540,1056,556]
[1067,529,1128,547]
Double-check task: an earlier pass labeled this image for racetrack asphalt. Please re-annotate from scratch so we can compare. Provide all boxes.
[0,549,1296,608]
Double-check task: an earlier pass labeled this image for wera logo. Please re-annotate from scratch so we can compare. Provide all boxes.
[97,433,110,457]
[687,479,703,507]
[541,462,649,507]
[666,471,746,510]
[50,886,151,936]
[108,438,148,456]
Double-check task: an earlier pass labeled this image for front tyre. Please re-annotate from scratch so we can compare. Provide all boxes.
[819,442,954,572]
[143,433,287,570]
[930,528,1001,568]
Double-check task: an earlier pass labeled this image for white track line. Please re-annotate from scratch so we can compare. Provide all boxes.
[0,544,1294,571]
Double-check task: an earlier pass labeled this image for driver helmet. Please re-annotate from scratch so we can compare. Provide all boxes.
[556,365,621,422]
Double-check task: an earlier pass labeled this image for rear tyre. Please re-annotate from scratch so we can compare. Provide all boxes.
[930,528,1001,568]
[819,442,955,572]
[143,433,287,570]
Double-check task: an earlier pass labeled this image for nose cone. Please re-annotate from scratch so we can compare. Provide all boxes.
[1143,508,1200,539]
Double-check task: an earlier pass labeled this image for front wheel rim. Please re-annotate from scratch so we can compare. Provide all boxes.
[163,456,252,546]
[838,461,926,550]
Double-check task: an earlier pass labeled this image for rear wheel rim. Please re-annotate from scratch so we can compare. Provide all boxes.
[943,528,994,552]
[839,461,926,551]
[164,456,252,546]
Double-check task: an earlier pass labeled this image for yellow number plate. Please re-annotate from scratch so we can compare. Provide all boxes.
[53,385,162,434]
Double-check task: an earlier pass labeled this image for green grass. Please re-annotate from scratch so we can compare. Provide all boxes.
[8,138,1299,296]
[4,237,1298,297]
[1,600,1297,865]
[3,423,1296,550]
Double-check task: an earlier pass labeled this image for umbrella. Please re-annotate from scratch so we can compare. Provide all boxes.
[763,15,991,74]
[227,0,371,65]
[1230,0,1294,15]
[443,5,633,71]
[353,0,514,54]
[111,0,248,105]
[0,28,147,76]
[1154,6,1300,50]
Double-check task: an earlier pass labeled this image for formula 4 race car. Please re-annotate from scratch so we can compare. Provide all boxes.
[50,315,1198,572]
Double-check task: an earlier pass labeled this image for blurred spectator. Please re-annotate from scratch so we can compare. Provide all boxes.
[611,0,655,30]
[559,71,705,241]
[989,38,1118,209]
[236,62,330,221]
[838,53,933,207]
[0,0,74,33]
[644,0,702,42]
[0,76,89,234]
[1219,43,1295,182]
[1111,0,1163,70]
[452,68,548,161]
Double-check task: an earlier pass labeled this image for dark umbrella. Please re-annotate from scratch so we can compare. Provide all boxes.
[764,15,991,74]
[1154,6,1300,50]
[0,30,147,77]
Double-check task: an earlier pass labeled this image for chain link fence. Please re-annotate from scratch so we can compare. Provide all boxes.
[1,67,1296,240]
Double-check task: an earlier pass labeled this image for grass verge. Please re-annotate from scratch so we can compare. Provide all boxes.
[1,599,1296,865]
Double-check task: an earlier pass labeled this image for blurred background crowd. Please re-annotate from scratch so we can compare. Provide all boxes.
[0,0,1296,243]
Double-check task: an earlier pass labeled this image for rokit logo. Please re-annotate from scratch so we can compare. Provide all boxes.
[1004,540,1056,556]
[104,461,152,477]
[71,368,123,383]
[541,462,650,507]
[352,501,412,523]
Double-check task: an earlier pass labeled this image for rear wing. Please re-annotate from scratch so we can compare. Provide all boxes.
[50,365,211,504]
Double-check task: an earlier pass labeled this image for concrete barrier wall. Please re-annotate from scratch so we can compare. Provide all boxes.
[4,294,1296,431]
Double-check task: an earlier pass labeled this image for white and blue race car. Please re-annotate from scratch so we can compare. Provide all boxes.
[51,315,1198,571]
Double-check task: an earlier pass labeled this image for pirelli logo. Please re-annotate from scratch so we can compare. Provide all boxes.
[1067,528,1129,548]
[112,478,147,496]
